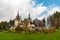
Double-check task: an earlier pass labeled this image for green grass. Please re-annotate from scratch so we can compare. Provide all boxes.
[0,29,60,40]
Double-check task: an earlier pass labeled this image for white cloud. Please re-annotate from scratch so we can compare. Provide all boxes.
[38,15,46,20]
[0,0,60,21]
[47,6,60,16]
[38,5,60,20]
[31,4,46,20]
[0,0,46,22]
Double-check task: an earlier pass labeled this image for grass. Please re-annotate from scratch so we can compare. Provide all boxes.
[0,29,60,40]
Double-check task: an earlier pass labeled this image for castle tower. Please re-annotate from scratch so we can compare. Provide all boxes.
[27,13,32,28]
[16,11,20,21]
[14,11,22,30]
[16,11,22,23]
[28,13,31,20]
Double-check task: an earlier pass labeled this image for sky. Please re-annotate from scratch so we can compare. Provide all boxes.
[0,0,60,22]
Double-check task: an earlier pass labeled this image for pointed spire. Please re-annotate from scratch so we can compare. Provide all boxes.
[17,8,19,17]
[16,10,20,21]
[29,13,30,18]
[17,11,19,18]
[28,13,31,20]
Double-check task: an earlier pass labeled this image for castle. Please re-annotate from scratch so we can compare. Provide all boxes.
[6,11,43,31]
[5,11,60,32]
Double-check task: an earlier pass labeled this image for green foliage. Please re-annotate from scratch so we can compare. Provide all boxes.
[48,11,60,28]
[9,20,14,26]
[42,18,45,27]
[0,21,7,29]
[23,19,29,27]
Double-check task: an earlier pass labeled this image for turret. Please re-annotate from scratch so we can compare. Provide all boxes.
[16,11,20,21]
[28,13,31,20]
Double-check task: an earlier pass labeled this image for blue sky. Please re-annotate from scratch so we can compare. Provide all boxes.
[34,0,60,6]
[33,0,60,19]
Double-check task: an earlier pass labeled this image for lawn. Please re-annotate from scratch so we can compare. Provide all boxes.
[0,29,60,40]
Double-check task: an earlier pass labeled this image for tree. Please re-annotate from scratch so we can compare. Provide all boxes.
[53,11,60,28]
[9,20,14,26]
[42,18,45,27]
[49,11,60,28]
[0,21,7,30]
[23,19,29,29]
[49,16,54,27]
